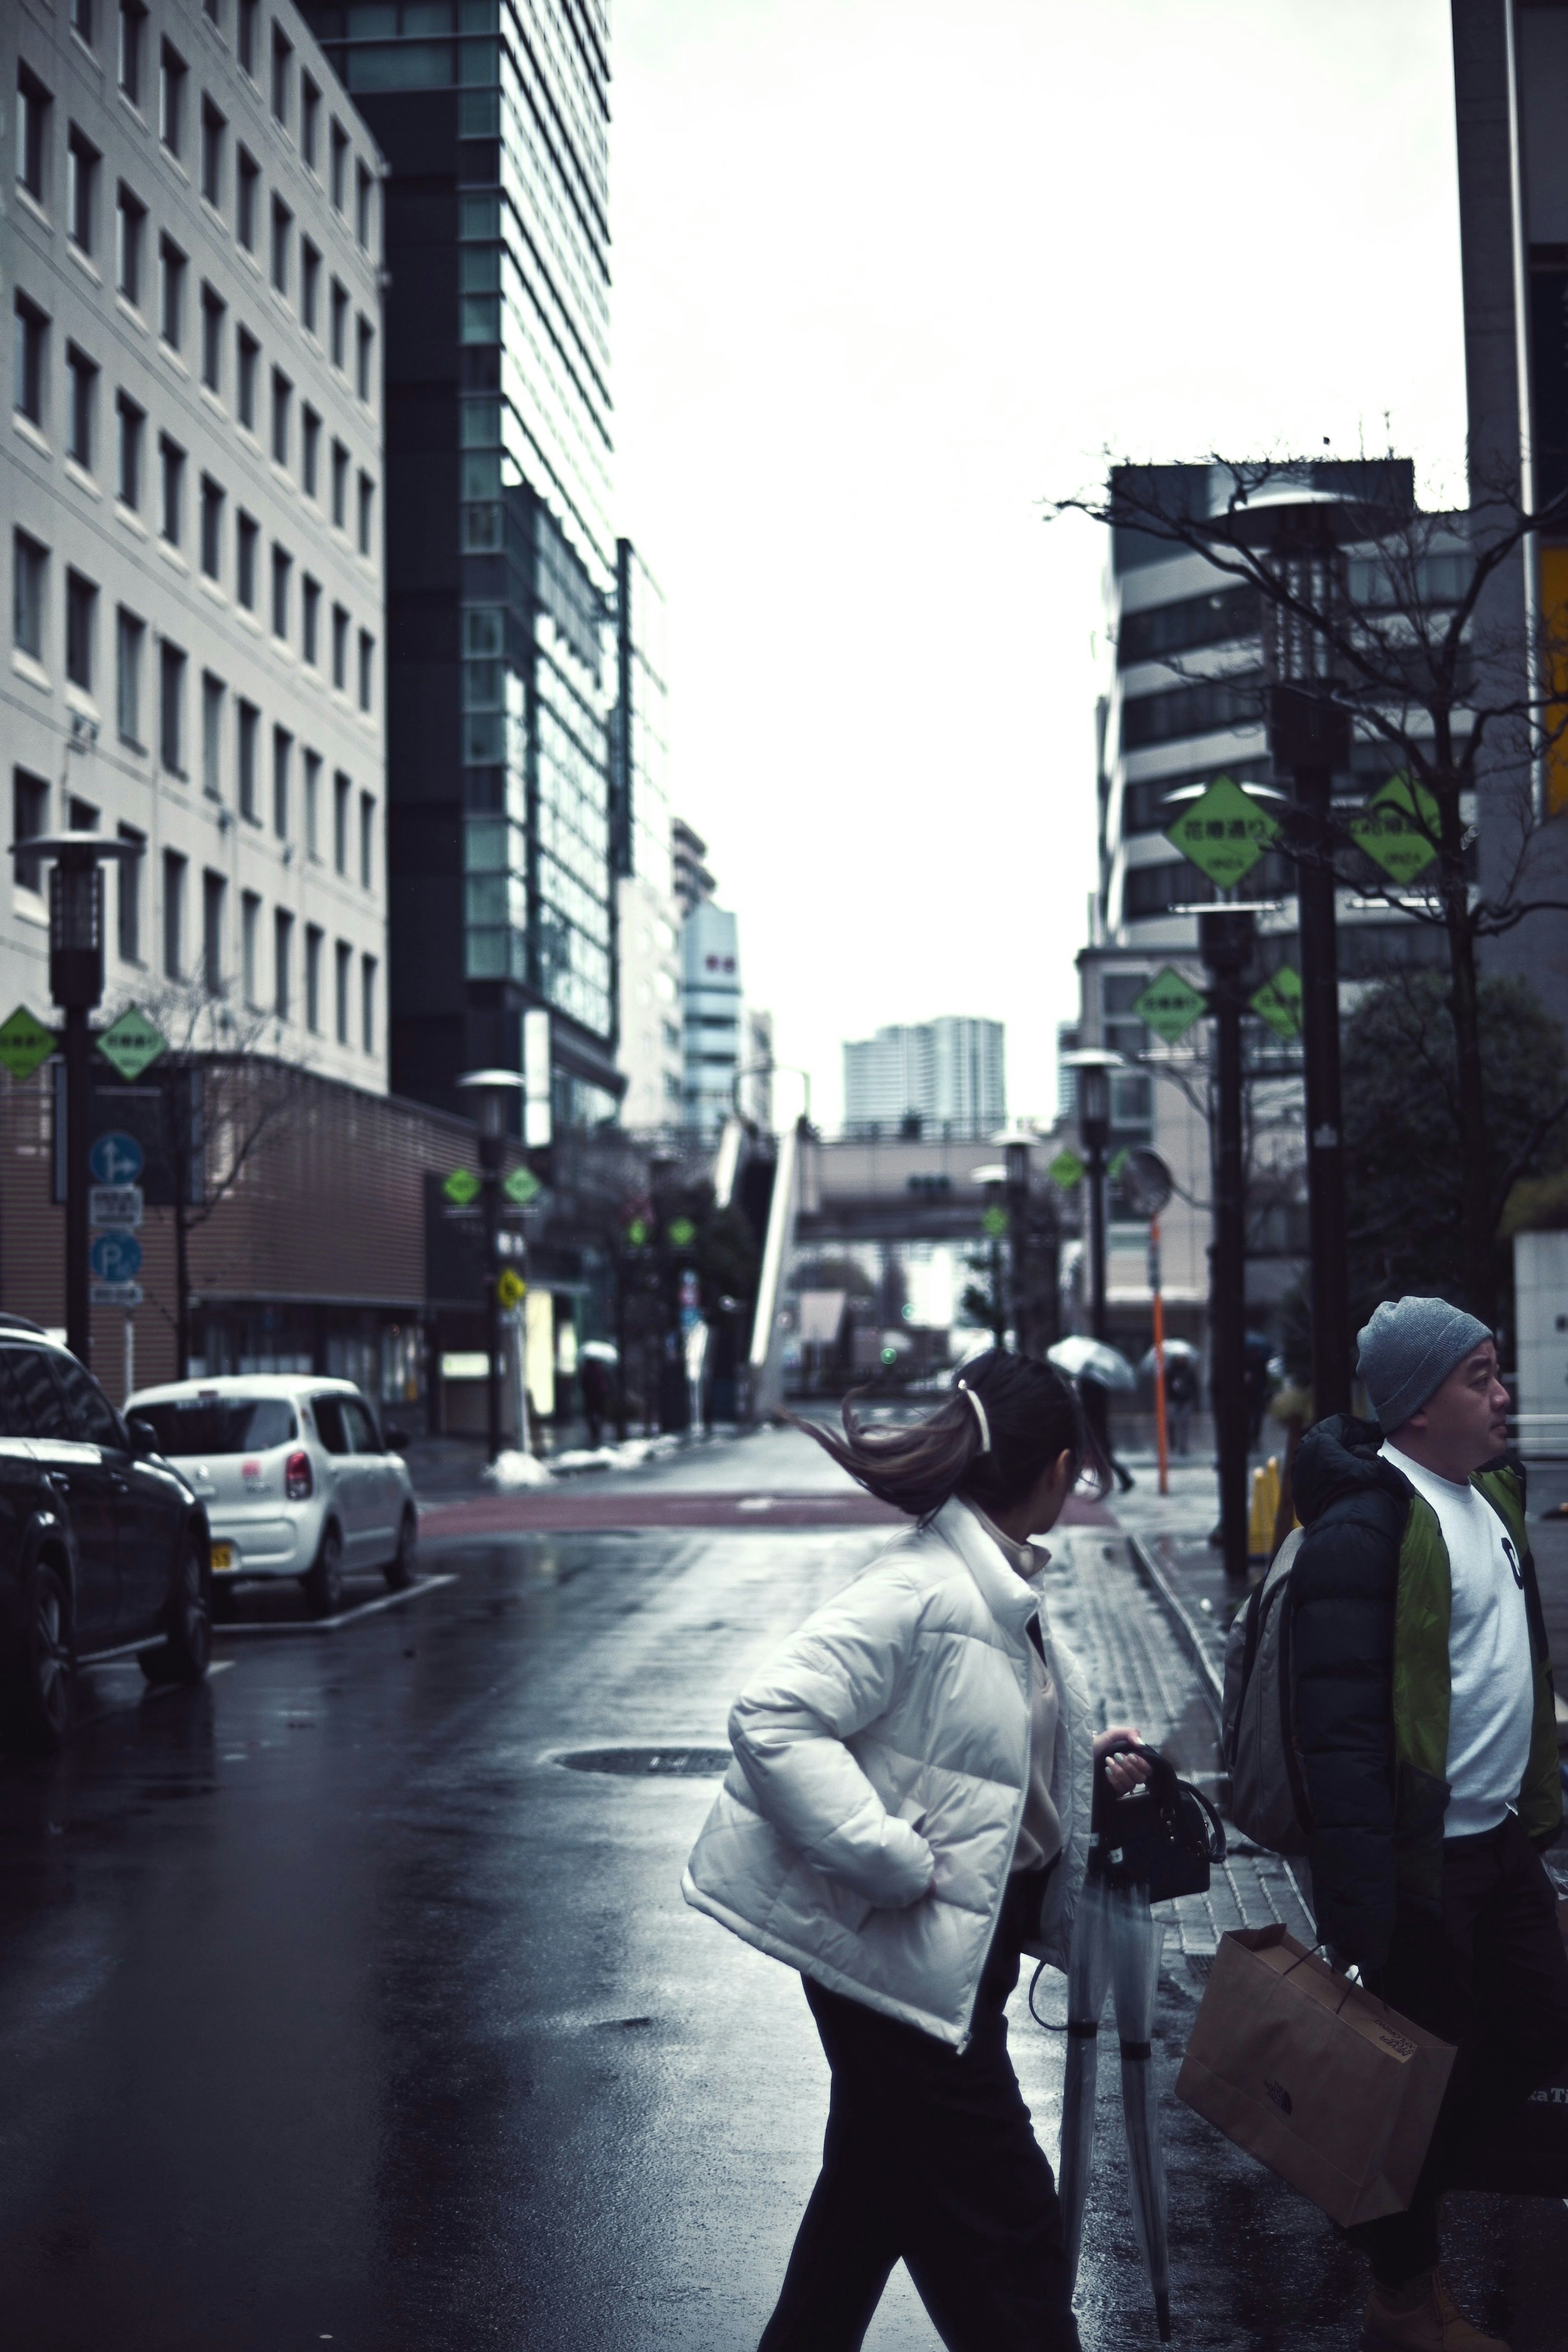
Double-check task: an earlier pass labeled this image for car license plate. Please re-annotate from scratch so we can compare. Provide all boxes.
[210,1543,235,1573]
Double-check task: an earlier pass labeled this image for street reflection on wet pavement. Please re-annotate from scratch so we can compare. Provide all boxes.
[0,1434,1562,2349]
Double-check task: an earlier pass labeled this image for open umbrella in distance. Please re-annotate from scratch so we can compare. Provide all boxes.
[1047,1336,1138,1392]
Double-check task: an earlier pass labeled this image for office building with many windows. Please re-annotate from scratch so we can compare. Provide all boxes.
[3,0,387,1086]
[610,537,680,1132]
[842,1017,1005,1139]
[297,0,621,1130]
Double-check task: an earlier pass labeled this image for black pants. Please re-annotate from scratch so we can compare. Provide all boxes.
[758,1869,1080,2352]
[1353,1811,1568,2289]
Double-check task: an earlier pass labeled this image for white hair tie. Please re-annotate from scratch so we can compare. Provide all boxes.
[958,1382,991,1454]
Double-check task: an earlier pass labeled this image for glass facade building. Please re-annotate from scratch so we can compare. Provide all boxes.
[299,0,620,1123]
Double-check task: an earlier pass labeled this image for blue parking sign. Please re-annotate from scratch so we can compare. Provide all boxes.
[89,1230,144,1283]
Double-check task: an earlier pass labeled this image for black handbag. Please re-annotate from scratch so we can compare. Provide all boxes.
[1092,1739,1226,1904]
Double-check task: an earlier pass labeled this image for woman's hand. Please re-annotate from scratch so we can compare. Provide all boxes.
[1094,1726,1153,1796]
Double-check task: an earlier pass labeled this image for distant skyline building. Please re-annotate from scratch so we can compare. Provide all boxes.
[681,895,740,1135]
[610,540,680,1130]
[672,814,715,919]
[842,1018,1005,1137]
[297,0,622,1128]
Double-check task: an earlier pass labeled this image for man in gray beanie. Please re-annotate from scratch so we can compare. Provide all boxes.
[1285,1297,1568,2352]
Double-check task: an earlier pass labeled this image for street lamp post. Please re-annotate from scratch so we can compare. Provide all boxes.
[1199,907,1257,1585]
[10,832,141,1366]
[1061,1051,1123,1344]
[456,1068,524,1464]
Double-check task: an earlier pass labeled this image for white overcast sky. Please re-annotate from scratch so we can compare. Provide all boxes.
[610,0,1468,1132]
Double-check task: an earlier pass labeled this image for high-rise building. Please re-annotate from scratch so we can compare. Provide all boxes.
[682,895,740,1135]
[2,0,388,1088]
[842,1019,1005,1137]
[611,540,680,1130]
[672,814,715,919]
[298,0,621,1128]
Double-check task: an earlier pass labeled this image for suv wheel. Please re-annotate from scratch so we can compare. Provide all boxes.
[2,1561,75,1749]
[384,1508,418,1592]
[141,1536,212,1686]
[302,1523,345,1619]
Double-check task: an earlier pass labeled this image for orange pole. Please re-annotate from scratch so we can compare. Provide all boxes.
[1151,1217,1169,1498]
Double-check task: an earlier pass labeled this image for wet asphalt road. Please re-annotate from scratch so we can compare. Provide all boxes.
[0,1429,1564,2351]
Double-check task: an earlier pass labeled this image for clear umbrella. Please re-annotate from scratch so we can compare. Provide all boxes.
[1057,1866,1114,2289]
[1109,1882,1172,2342]
[1047,1336,1138,1392]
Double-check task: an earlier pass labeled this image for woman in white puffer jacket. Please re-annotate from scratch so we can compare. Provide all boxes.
[683,1349,1147,2352]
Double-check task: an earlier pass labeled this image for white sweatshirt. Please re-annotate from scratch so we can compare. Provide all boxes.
[1381,1442,1535,1837]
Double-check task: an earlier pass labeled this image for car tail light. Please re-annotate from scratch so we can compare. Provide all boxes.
[286,1450,314,1501]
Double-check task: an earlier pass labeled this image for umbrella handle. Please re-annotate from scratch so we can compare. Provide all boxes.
[1027,1960,1069,2032]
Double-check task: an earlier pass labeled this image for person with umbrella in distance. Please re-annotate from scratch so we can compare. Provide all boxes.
[682,1349,1152,2352]
[1049,1336,1138,1494]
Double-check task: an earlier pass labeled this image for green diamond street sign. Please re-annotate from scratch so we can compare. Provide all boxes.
[1049,1148,1086,1191]
[1131,966,1207,1044]
[1163,774,1281,892]
[1250,965,1304,1041]
[0,1005,59,1081]
[980,1204,1009,1237]
[443,1166,481,1207]
[95,1005,167,1082]
[1350,771,1441,885]
[503,1165,541,1206]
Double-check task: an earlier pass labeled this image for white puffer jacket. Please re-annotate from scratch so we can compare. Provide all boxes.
[682,1495,1095,2049]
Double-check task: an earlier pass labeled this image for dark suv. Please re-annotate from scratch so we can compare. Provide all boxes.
[0,1318,212,1748]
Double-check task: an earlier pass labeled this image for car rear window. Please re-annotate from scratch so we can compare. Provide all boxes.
[0,1345,71,1440]
[136,1397,298,1454]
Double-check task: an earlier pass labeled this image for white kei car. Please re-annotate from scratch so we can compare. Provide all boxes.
[125,1375,419,1617]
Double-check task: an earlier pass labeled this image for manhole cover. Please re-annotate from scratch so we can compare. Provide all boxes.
[556,1746,730,1778]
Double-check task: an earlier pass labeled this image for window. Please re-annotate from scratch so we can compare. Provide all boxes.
[237,698,258,818]
[355,163,373,250]
[159,42,185,158]
[331,439,349,528]
[200,284,224,391]
[116,185,145,303]
[202,870,225,993]
[271,544,290,639]
[274,908,292,1020]
[118,2,145,104]
[272,726,291,836]
[236,511,257,609]
[159,236,186,350]
[334,940,351,1044]
[356,316,374,404]
[270,197,290,296]
[200,99,224,207]
[116,394,143,507]
[300,240,320,334]
[302,574,320,664]
[301,75,319,168]
[117,824,144,961]
[163,849,185,977]
[72,0,96,47]
[159,435,184,546]
[201,670,223,794]
[271,368,290,465]
[299,749,320,857]
[357,472,375,557]
[331,604,348,691]
[238,0,258,77]
[67,128,99,253]
[14,297,47,428]
[237,329,258,428]
[305,924,323,1033]
[332,770,349,873]
[66,346,96,468]
[116,608,144,743]
[301,404,320,496]
[242,890,260,1003]
[271,25,291,123]
[330,120,347,211]
[65,569,96,690]
[159,640,185,772]
[13,770,49,893]
[357,631,374,713]
[66,794,98,836]
[17,70,50,205]
[330,279,347,369]
[13,533,47,660]
[359,790,374,889]
[361,954,376,1054]
[236,147,258,251]
[200,475,223,579]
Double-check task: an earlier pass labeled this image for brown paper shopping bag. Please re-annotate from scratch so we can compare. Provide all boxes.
[1176,1924,1455,2225]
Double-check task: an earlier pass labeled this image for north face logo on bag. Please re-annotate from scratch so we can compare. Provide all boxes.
[1263,2077,1293,2115]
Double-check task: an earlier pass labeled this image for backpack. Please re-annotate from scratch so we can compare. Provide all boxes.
[1220,1526,1313,1855]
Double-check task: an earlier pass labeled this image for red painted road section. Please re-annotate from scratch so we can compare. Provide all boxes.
[418,1487,1118,1537]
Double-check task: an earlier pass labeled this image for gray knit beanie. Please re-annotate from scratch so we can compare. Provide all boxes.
[1355,1297,1492,1433]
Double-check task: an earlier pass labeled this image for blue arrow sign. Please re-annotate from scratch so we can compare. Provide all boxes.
[89,1130,145,1185]
[89,1230,143,1282]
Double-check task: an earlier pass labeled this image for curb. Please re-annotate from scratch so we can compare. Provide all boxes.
[1123,1529,1225,1718]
